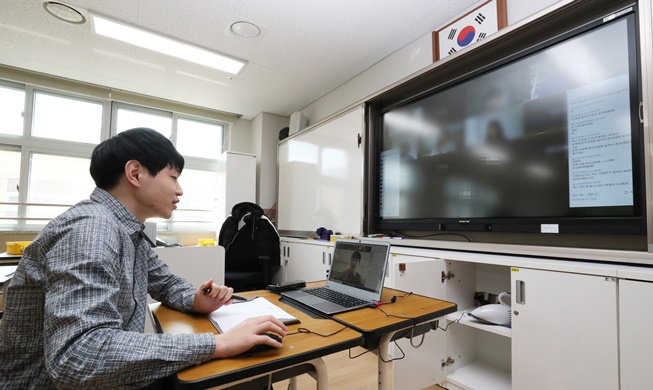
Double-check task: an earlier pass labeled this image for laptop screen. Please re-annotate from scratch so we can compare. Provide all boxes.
[328,240,389,294]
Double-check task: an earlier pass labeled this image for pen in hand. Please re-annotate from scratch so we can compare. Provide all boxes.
[202,287,247,301]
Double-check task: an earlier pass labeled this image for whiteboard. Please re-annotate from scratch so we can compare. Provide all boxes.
[278,106,364,236]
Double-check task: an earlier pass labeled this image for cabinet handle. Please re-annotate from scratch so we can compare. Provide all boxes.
[322,252,325,265]
[288,246,290,257]
[515,280,525,304]
[328,253,332,266]
[283,246,286,257]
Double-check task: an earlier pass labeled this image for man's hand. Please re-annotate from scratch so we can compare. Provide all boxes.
[213,315,288,358]
[192,279,233,313]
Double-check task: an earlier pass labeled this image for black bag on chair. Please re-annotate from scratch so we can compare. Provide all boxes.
[218,202,280,292]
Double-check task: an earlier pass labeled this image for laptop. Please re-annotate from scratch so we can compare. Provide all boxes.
[280,239,391,315]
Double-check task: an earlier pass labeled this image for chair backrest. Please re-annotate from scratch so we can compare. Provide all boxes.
[153,246,225,288]
[145,246,224,332]
[218,202,280,272]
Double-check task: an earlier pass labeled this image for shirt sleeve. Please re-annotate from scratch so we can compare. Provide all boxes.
[146,247,197,312]
[42,214,215,389]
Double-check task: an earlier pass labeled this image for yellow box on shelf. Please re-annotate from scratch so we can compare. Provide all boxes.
[197,238,215,246]
[6,241,32,255]
[329,235,352,242]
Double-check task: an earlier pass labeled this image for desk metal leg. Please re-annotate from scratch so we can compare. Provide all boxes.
[305,357,328,390]
[376,333,394,390]
[288,376,297,390]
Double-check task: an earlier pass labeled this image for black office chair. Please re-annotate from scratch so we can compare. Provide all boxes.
[218,202,280,292]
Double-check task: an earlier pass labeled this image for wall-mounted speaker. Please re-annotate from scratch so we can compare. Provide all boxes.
[279,126,289,141]
[289,111,307,135]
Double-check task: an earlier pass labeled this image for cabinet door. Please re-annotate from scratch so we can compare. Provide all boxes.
[285,242,332,282]
[391,254,448,389]
[619,279,653,389]
[511,268,618,390]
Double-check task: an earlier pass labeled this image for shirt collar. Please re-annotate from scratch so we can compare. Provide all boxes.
[89,187,145,239]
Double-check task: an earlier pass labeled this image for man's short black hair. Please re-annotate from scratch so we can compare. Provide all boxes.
[90,127,185,190]
[350,251,361,262]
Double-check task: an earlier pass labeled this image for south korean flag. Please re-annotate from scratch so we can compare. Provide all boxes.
[438,1,500,60]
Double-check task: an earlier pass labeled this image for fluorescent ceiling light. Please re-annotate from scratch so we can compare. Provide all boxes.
[91,13,246,75]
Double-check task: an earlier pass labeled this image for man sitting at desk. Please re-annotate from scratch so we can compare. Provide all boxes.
[340,251,364,286]
[0,128,287,389]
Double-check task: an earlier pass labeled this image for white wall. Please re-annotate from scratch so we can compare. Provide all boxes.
[299,0,562,125]
[507,0,562,25]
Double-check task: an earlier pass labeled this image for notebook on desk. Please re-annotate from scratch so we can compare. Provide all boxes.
[208,297,299,333]
[281,239,391,315]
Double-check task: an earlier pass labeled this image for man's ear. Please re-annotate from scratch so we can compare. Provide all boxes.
[124,160,143,188]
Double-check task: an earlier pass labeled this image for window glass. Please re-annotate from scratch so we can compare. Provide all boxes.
[176,118,223,159]
[174,168,217,228]
[32,92,103,143]
[26,153,96,224]
[0,86,25,136]
[1,83,223,232]
[116,107,172,138]
[0,150,21,225]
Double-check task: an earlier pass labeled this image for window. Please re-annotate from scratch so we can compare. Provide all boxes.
[0,80,229,233]
[172,168,218,229]
[26,153,96,224]
[177,118,223,159]
[113,105,224,230]
[0,85,25,136]
[115,105,172,138]
[0,149,21,226]
[32,92,103,144]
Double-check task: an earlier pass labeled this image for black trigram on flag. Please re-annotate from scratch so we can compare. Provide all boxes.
[448,47,457,55]
[447,29,457,40]
[475,13,486,24]
[477,32,487,41]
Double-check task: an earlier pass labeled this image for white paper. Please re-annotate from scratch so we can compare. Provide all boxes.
[208,297,298,333]
[0,265,17,283]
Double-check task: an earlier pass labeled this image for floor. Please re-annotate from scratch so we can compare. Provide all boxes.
[272,347,444,390]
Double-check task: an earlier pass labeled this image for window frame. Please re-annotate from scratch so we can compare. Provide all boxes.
[0,80,229,233]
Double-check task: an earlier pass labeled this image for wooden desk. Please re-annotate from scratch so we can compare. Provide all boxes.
[0,252,20,265]
[150,289,363,389]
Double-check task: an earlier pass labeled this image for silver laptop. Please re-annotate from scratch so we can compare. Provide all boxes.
[281,239,390,315]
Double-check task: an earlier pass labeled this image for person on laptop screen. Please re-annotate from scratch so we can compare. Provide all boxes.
[339,251,364,286]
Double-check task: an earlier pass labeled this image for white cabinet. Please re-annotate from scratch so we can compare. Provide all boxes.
[511,268,619,390]
[389,253,623,390]
[388,251,513,390]
[280,239,333,282]
[280,239,633,389]
[389,253,448,389]
[442,262,512,390]
[619,279,653,389]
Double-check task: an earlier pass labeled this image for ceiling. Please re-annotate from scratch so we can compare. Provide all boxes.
[0,0,479,120]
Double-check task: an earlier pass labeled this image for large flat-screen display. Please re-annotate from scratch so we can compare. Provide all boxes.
[374,10,645,235]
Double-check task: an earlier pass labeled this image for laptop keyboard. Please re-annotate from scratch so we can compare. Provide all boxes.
[304,287,369,308]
